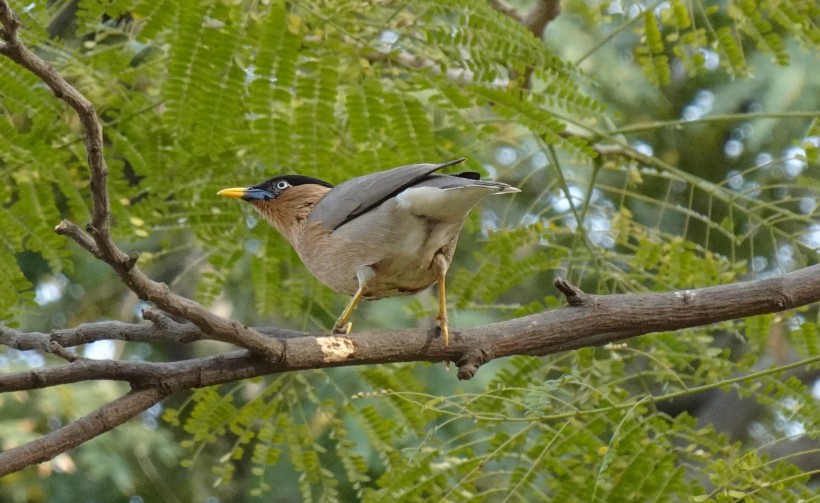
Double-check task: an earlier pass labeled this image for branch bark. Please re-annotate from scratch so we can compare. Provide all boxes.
[0,388,169,475]
[2,264,817,388]
[2,264,819,475]
[1,268,818,389]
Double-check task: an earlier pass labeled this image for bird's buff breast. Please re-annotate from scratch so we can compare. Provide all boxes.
[302,245,440,299]
[295,223,451,299]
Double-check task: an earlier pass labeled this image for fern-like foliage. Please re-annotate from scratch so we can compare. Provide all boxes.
[2,0,820,500]
[626,0,820,84]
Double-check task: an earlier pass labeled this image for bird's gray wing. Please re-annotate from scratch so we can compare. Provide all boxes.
[308,158,466,230]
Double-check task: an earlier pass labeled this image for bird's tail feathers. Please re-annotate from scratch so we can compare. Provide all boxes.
[462,180,520,194]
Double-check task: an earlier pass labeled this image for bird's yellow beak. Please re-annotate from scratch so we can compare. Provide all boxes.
[218,187,275,201]
[217,187,249,199]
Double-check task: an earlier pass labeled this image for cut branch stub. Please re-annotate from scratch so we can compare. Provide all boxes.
[553,277,588,306]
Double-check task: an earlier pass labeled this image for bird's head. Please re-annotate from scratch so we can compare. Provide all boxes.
[218,174,333,245]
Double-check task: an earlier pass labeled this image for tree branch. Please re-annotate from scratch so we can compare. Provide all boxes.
[0,0,284,362]
[3,264,819,392]
[2,264,819,475]
[0,387,168,475]
[0,307,304,351]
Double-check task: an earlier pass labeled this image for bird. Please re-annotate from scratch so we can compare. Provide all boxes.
[217,158,519,345]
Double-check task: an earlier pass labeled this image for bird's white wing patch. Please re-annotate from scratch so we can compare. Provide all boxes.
[395,185,500,218]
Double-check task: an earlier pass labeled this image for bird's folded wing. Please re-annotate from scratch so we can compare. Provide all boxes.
[308,158,466,230]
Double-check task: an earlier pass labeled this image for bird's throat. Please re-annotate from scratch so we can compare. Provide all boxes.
[251,184,331,248]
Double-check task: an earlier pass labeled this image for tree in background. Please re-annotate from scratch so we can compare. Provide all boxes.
[1,0,819,500]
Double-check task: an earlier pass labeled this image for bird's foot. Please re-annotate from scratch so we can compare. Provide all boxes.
[435,317,449,346]
[436,318,451,370]
[331,321,352,335]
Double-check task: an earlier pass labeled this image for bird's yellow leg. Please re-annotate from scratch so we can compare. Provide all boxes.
[432,254,449,346]
[437,278,449,346]
[331,266,373,335]
[331,285,363,335]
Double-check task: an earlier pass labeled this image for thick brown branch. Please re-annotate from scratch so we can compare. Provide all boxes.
[0,0,283,362]
[0,388,168,476]
[3,264,819,394]
[1,263,819,474]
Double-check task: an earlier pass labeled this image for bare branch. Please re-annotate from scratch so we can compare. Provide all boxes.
[0,327,78,362]
[54,220,102,259]
[3,264,819,393]
[0,387,168,476]
[0,244,818,473]
[0,314,304,351]
[553,277,587,306]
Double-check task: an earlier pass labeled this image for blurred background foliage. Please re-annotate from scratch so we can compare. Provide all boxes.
[1,0,819,500]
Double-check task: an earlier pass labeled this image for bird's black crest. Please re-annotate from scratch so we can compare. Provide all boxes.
[253,174,334,192]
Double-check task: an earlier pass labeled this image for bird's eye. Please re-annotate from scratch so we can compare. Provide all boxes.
[275,181,290,190]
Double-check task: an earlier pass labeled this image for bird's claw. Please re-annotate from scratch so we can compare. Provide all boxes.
[436,318,451,370]
[331,321,352,335]
[435,317,449,346]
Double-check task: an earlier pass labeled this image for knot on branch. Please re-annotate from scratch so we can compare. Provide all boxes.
[456,348,490,381]
[126,251,140,270]
[553,277,588,306]
[773,291,794,310]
